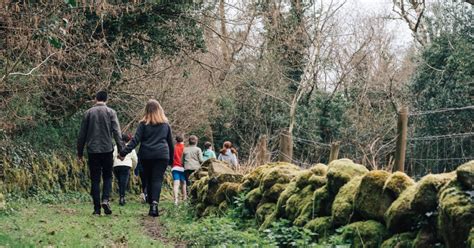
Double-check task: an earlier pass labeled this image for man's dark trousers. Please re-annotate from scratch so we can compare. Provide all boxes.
[88,152,113,211]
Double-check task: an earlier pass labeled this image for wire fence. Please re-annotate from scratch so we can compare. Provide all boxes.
[264,105,473,178]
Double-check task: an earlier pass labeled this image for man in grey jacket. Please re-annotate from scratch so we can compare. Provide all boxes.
[77,91,124,215]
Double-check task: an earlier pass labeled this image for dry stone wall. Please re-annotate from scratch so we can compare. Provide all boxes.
[190,159,474,248]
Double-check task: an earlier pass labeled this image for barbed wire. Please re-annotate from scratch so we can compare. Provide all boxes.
[408,132,474,141]
[409,105,474,116]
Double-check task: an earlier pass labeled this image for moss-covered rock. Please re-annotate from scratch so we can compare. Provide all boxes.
[241,164,273,190]
[412,226,438,248]
[310,163,328,176]
[202,206,219,217]
[206,158,239,177]
[259,163,300,192]
[304,216,333,240]
[341,220,389,248]
[332,176,363,227]
[385,172,456,232]
[437,180,474,248]
[308,175,327,189]
[354,170,394,221]
[256,203,276,224]
[190,176,209,202]
[293,185,333,226]
[468,228,474,248]
[215,182,241,204]
[456,160,474,190]
[295,170,314,189]
[381,232,416,248]
[274,181,298,217]
[0,192,5,211]
[327,159,368,195]
[218,201,228,212]
[384,185,418,232]
[285,185,314,222]
[383,171,415,198]
[411,172,455,212]
[262,183,286,203]
[244,187,262,213]
[195,203,207,217]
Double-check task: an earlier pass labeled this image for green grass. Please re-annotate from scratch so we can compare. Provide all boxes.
[0,196,168,247]
[0,192,273,247]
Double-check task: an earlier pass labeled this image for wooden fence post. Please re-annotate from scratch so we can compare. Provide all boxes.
[255,135,269,165]
[279,129,293,163]
[394,106,408,172]
[329,142,340,163]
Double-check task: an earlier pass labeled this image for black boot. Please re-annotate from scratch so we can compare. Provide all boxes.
[119,196,126,206]
[148,201,159,217]
[101,200,112,215]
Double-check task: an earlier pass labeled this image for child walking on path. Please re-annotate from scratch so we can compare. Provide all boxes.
[202,141,216,161]
[218,141,239,168]
[172,135,186,205]
[112,133,138,206]
[182,135,204,185]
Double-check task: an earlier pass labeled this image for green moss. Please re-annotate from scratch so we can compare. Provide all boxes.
[215,182,241,204]
[256,203,276,224]
[202,206,219,217]
[262,183,286,203]
[383,171,415,198]
[293,184,332,227]
[327,159,368,195]
[310,163,328,176]
[341,220,389,248]
[190,176,209,202]
[241,164,273,190]
[218,201,228,212]
[413,226,438,248]
[259,163,300,191]
[456,160,474,190]
[295,170,314,189]
[285,185,314,222]
[468,228,473,248]
[304,217,333,240]
[244,188,262,213]
[384,185,419,232]
[411,172,455,212]
[331,176,363,227]
[354,170,394,221]
[274,181,297,216]
[437,180,474,248]
[0,193,5,211]
[385,172,456,232]
[381,232,416,248]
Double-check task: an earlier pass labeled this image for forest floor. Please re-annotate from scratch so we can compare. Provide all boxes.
[0,193,270,247]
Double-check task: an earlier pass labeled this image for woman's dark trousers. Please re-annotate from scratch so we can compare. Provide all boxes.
[113,166,130,197]
[88,152,113,211]
[141,159,168,204]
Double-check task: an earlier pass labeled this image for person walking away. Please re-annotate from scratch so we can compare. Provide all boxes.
[218,141,239,168]
[182,135,204,185]
[171,135,186,205]
[77,91,124,216]
[202,141,216,161]
[112,133,138,206]
[119,99,174,217]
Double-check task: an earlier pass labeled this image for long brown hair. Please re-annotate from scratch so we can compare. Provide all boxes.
[141,99,168,125]
[220,141,237,155]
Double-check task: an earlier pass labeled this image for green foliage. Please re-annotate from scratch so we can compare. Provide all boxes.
[263,219,315,248]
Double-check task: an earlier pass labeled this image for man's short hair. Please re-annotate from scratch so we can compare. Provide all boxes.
[204,141,212,149]
[96,91,108,102]
[188,135,198,145]
[176,135,184,143]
